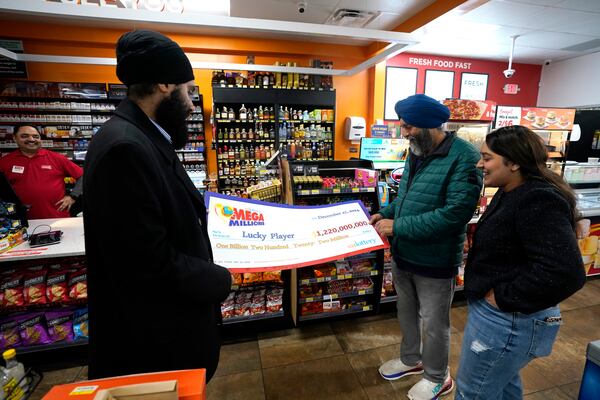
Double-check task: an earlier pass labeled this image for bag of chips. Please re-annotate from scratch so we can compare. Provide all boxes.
[68,269,87,300]
[231,273,243,286]
[0,317,21,350]
[46,269,70,303]
[17,313,51,346]
[262,270,281,282]
[2,272,24,308]
[24,267,47,305]
[73,308,88,340]
[46,310,74,344]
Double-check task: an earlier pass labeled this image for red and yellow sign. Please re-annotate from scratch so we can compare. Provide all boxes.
[520,107,575,130]
[443,99,497,121]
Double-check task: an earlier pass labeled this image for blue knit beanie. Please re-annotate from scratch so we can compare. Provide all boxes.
[394,94,450,128]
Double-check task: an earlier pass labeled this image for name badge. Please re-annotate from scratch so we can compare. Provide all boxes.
[41,165,52,170]
[11,165,24,174]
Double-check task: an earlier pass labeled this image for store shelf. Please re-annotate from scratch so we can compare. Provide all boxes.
[222,310,284,324]
[17,338,88,355]
[299,305,373,321]
[217,139,275,143]
[281,119,334,124]
[215,119,275,124]
[567,180,600,185]
[213,85,334,92]
[299,269,379,285]
[175,149,205,153]
[296,187,376,196]
[299,288,374,304]
[380,295,397,304]
[284,139,332,143]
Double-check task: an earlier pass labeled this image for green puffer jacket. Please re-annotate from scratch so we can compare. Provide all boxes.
[379,133,482,268]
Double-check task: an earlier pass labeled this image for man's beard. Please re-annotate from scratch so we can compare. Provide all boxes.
[155,88,189,149]
[409,128,434,157]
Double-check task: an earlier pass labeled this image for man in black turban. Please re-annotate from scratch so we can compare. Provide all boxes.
[83,30,231,381]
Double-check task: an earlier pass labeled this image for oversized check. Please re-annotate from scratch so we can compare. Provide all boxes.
[205,192,388,272]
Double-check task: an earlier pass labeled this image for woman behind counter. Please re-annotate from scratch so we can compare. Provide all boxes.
[455,125,586,400]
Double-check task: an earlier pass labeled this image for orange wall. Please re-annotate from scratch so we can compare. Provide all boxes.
[0,20,372,174]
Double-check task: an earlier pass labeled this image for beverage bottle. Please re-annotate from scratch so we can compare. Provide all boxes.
[2,349,27,396]
[239,104,247,120]
[274,61,282,87]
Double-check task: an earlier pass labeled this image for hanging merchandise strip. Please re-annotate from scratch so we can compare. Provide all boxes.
[205,192,388,272]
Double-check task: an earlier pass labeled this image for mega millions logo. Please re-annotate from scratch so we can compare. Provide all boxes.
[214,203,265,227]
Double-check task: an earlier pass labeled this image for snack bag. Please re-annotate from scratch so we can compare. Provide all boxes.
[262,270,281,282]
[73,308,89,340]
[68,269,87,300]
[2,272,24,307]
[17,313,52,346]
[0,317,21,350]
[46,269,70,303]
[24,267,47,305]
[266,287,283,313]
[243,272,263,284]
[231,273,243,286]
[46,310,74,343]
[221,292,235,319]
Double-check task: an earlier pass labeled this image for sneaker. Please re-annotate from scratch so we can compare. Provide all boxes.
[378,358,424,381]
[407,374,454,400]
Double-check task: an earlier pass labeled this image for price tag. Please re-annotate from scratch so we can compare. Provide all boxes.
[310,190,320,195]
[352,188,359,193]
[305,297,313,302]
[363,306,370,311]
[495,106,521,128]
[301,279,309,285]
[332,189,340,193]
[291,164,305,175]
[70,386,99,395]
[329,294,338,299]
[370,270,378,276]
[316,277,325,282]
[358,290,366,295]
[306,165,319,175]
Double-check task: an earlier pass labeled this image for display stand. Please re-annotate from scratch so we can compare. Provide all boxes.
[285,159,384,324]
[212,87,335,197]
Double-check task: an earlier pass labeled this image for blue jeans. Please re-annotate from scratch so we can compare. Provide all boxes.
[455,298,561,400]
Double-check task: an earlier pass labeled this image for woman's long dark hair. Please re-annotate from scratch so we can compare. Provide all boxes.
[486,125,578,227]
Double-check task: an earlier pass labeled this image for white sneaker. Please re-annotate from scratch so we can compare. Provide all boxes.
[407,374,454,400]
[378,358,424,381]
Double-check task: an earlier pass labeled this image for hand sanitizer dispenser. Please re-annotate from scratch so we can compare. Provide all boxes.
[345,117,366,141]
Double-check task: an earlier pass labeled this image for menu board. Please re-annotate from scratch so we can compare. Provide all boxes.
[520,107,575,130]
[443,99,497,121]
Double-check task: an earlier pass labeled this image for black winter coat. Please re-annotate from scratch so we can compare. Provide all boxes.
[83,99,231,380]
[464,179,585,314]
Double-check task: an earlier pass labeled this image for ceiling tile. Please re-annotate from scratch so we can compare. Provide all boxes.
[336,0,436,14]
[516,31,599,49]
[502,0,563,6]
[462,1,568,30]
[230,0,335,23]
[556,0,600,13]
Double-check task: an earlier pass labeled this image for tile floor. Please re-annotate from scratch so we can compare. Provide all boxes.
[29,279,600,399]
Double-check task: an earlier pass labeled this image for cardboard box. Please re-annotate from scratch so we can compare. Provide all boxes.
[355,169,377,187]
[43,369,205,400]
[93,380,177,400]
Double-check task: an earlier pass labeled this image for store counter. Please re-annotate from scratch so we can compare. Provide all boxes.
[0,217,84,262]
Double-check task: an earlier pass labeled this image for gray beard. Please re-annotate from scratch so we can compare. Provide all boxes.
[409,141,423,156]
[409,128,434,156]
